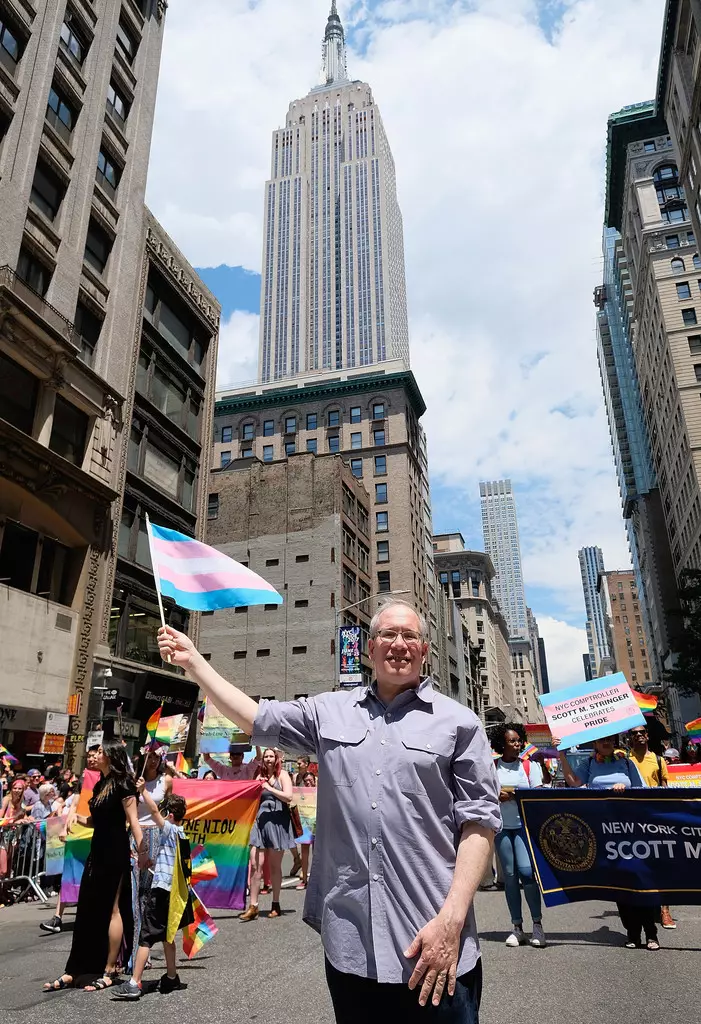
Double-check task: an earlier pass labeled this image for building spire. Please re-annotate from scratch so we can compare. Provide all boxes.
[322,1,348,85]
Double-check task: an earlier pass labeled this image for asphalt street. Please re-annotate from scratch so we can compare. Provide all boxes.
[1,885,699,1024]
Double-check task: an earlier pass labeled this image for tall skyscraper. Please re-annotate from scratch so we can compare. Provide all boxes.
[578,546,610,675]
[479,479,528,639]
[526,607,549,694]
[258,2,409,381]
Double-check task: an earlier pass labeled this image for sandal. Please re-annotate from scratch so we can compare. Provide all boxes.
[646,939,661,951]
[295,881,307,890]
[43,975,73,991]
[85,972,118,991]
[624,941,639,949]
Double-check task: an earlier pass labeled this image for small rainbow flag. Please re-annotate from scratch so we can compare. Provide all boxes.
[191,844,218,885]
[182,891,218,958]
[0,743,17,764]
[521,743,538,759]
[175,752,191,775]
[631,688,658,714]
[685,717,701,738]
[146,520,283,611]
[146,706,162,738]
[197,700,206,724]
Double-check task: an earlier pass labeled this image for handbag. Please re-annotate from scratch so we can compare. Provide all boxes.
[289,803,304,839]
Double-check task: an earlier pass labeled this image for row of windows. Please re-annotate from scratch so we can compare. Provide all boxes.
[219,403,388,443]
[220,437,388,466]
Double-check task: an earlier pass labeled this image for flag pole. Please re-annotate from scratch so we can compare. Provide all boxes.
[145,512,171,663]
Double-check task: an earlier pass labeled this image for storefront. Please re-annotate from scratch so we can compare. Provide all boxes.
[0,704,63,771]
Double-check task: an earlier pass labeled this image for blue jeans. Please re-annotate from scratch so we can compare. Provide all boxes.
[494,827,542,927]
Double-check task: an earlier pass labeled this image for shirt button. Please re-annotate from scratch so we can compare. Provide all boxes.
[340,734,344,739]
[380,739,386,745]
[373,874,379,881]
[371,837,378,845]
[371,802,377,809]
[376,769,381,776]
[385,715,392,722]
[426,743,432,750]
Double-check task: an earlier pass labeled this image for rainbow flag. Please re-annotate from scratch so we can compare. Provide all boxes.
[182,891,218,958]
[146,706,162,739]
[521,743,538,759]
[0,743,17,764]
[631,688,658,714]
[172,778,259,910]
[191,844,218,885]
[685,717,701,737]
[146,519,283,611]
[60,769,100,904]
[175,752,191,775]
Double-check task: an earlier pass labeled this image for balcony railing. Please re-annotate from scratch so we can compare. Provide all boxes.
[0,265,80,349]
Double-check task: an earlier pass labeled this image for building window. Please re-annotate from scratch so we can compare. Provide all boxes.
[0,521,71,603]
[351,432,362,449]
[327,409,340,427]
[306,438,317,454]
[256,649,270,658]
[374,455,387,475]
[665,207,688,223]
[263,419,274,436]
[116,19,137,65]
[694,253,701,269]
[263,445,273,462]
[96,147,122,196]
[295,554,309,563]
[220,451,231,467]
[328,434,340,453]
[0,351,38,434]
[375,482,388,503]
[234,606,247,614]
[84,218,113,274]
[372,403,385,420]
[373,429,386,447]
[676,282,692,299]
[0,14,24,73]
[377,570,391,592]
[30,160,66,222]
[264,603,278,611]
[75,301,103,366]
[376,511,388,532]
[285,441,296,456]
[306,413,317,430]
[285,416,297,434]
[350,406,361,423]
[46,84,76,141]
[695,364,701,382]
[221,426,233,443]
[683,308,698,325]
[266,558,279,566]
[671,257,685,273]
[377,540,390,563]
[241,446,253,458]
[17,247,52,297]
[106,80,129,124]
[60,16,87,66]
[242,422,254,441]
[688,335,701,353]
[207,493,219,519]
[233,651,247,659]
[644,140,656,153]
[145,276,206,369]
[49,395,88,466]
[350,459,363,478]
[292,646,307,655]
[666,234,680,248]
[295,599,309,608]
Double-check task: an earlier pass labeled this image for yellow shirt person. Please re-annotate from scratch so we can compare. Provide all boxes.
[629,748,668,788]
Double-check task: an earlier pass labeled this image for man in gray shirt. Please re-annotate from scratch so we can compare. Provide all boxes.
[158,600,500,1021]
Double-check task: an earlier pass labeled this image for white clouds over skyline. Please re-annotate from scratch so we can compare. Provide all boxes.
[146,0,665,686]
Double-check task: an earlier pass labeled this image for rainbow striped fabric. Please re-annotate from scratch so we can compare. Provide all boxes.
[146,521,283,612]
[182,891,219,958]
[685,717,701,737]
[631,688,658,713]
[520,743,538,759]
[0,743,17,764]
[172,778,260,910]
[59,770,100,904]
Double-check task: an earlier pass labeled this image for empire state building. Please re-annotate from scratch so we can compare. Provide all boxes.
[258,3,410,382]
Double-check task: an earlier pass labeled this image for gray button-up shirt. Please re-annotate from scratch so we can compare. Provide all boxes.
[252,678,501,983]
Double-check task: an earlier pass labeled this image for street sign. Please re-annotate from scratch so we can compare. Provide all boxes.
[68,733,85,743]
[102,689,119,701]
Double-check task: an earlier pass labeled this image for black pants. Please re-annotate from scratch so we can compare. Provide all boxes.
[616,902,658,944]
[325,957,482,1023]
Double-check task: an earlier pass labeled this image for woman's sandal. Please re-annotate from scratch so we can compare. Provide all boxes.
[85,972,119,992]
[43,975,73,992]
[295,881,307,890]
[624,940,639,949]
[646,939,661,951]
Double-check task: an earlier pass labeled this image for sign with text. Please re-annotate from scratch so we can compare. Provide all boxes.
[46,712,70,735]
[40,733,66,755]
[525,724,552,749]
[292,786,317,845]
[667,763,701,788]
[538,673,645,750]
[339,625,362,688]
[516,789,701,907]
[199,698,249,754]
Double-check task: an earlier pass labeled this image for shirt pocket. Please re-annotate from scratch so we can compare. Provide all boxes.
[318,722,368,787]
[399,733,454,796]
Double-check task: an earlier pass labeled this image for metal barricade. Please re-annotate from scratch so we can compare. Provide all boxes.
[0,821,48,903]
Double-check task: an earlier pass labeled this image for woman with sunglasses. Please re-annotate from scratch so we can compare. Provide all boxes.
[557,734,660,950]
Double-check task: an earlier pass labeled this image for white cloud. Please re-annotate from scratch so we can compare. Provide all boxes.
[537,615,589,689]
[216,311,259,390]
[147,0,666,679]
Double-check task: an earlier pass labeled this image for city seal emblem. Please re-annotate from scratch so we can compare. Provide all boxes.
[538,813,596,872]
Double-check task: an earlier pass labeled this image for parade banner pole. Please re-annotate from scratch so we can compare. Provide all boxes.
[145,512,170,663]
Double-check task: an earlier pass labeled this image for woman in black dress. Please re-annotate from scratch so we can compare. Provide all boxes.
[43,741,144,992]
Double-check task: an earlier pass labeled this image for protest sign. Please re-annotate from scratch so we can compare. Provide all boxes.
[293,786,317,844]
[172,778,259,910]
[45,816,67,875]
[525,724,552,750]
[538,673,645,750]
[667,764,701,788]
[199,698,249,753]
[516,789,701,907]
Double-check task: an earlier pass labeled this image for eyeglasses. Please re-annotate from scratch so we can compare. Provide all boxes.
[373,628,424,645]
[629,730,647,737]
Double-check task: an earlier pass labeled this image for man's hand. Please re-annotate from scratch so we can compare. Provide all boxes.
[612,783,626,792]
[136,776,146,795]
[157,625,199,670]
[404,911,461,1007]
[498,789,514,802]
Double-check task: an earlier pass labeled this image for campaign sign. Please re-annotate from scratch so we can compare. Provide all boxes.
[516,789,701,907]
[538,673,645,750]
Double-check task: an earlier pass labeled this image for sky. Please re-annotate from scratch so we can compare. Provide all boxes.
[145,0,666,689]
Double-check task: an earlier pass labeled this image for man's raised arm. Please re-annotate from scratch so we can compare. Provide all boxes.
[158,625,258,735]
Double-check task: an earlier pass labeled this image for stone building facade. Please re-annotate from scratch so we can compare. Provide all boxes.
[598,570,653,689]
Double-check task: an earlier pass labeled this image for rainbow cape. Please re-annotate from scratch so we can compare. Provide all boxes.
[685,717,701,737]
[631,688,658,714]
[146,519,283,611]
[172,778,259,910]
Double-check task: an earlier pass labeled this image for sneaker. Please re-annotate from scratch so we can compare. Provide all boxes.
[660,907,677,929]
[505,926,526,947]
[40,916,62,934]
[112,979,142,1000]
[530,922,547,948]
[159,973,184,994]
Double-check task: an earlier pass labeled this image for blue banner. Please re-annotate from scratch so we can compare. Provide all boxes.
[515,789,701,907]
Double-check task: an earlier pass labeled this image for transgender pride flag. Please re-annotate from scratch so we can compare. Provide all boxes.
[146,521,283,612]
